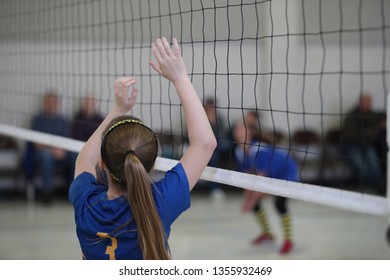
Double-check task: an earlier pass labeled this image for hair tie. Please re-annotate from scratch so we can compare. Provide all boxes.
[126,149,136,156]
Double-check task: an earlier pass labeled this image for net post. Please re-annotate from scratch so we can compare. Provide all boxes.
[387,93,390,219]
[386,93,390,244]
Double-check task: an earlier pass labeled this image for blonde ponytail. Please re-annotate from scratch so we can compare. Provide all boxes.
[124,149,170,259]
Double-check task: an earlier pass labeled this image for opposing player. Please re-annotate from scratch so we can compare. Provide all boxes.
[233,118,299,254]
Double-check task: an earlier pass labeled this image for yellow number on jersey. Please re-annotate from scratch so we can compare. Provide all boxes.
[96,232,118,260]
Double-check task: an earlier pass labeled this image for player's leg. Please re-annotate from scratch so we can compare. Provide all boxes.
[275,196,293,254]
[252,200,274,244]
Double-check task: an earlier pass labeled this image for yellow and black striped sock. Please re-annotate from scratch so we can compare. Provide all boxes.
[280,214,292,241]
[255,209,272,236]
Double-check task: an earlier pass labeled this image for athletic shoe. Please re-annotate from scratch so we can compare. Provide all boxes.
[252,233,274,244]
[279,239,293,254]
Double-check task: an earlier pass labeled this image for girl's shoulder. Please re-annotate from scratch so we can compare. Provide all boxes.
[69,172,107,205]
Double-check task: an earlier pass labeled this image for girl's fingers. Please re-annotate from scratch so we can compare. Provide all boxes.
[152,42,162,63]
[149,61,161,74]
[123,78,137,88]
[151,37,178,67]
[172,37,180,57]
[155,38,166,59]
[126,87,138,105]
[117,77,137,88]
[131,90,138,100]
[114,77,137,102]
[162,37,173,57]
[131,86,139,97]
[115,76,136,87]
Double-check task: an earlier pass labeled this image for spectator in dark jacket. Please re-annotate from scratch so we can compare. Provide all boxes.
[72,95,104,141]
[31,90,76,203]
[341,92,385,195]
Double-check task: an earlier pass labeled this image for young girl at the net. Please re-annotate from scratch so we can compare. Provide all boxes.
[233,118,298,254]
[69,37,217,260]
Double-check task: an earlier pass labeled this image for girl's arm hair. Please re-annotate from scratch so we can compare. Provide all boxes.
[149,37,217,190]
[74,77,138,178]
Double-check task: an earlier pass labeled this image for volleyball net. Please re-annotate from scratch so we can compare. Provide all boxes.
[0,0,390,217]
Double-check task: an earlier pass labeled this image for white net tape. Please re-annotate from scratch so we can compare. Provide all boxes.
[1,123,388,217]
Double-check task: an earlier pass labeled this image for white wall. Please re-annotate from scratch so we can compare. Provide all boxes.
[0,0,389,137]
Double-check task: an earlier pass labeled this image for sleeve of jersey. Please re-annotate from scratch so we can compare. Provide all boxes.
[68,172,101,209]
[286,157,300,182]
[153,163,191,226]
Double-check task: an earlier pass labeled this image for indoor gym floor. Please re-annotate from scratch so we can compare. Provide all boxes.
[0,190,389,260]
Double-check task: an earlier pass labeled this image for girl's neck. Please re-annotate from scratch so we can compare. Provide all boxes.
[107,187,124,200]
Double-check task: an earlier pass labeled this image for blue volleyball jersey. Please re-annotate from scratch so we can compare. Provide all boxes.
[68,163,190,260]
[235,142,299,182]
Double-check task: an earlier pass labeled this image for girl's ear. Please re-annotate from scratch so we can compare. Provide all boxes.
[96,158,109,187]
[98,157,105,169]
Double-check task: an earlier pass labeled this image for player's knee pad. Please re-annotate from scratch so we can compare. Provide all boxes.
[252,202,261,213]
[274,197,288,215]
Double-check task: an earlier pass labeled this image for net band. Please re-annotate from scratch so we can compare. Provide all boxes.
[1,123,387,217]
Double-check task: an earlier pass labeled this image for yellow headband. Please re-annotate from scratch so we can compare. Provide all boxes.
[106,119,145,135]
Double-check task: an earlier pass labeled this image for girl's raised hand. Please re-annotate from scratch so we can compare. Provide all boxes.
[114,76,138,113]
[149,37,188,84]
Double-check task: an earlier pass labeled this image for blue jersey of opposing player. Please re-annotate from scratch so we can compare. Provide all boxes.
[235,141,299,182]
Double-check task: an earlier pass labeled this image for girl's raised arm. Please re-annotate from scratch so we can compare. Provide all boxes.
[149,37,217,190]
[74,77,138,178]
